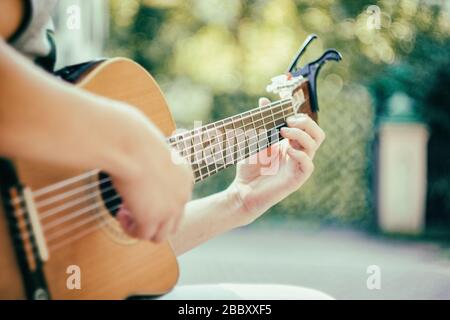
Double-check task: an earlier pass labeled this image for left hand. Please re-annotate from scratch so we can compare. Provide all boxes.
[227,97,326,226]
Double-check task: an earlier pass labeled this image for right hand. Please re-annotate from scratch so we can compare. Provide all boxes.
[107,106,193,243]
[0,34,193,243]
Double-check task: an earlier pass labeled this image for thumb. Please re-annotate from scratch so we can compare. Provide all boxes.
[117,205,135,233]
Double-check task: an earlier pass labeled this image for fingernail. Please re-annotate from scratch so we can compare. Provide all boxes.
[258,97,270,107]
[124,215,134,230]
[286,117,295,124]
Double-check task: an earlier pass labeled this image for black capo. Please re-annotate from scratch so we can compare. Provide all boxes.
[287,34,342,112]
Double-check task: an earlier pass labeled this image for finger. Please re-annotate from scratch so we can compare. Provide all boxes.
[170,201,186,233]
[118,208,158,240]
[258,97,271,108]
[286,114,326,145]
[162,215,179,235]
[287,147,314,175]
[142,222,158,240]
[171,213,183,233]
[117,205,157,239]
[152,219,172,243]
[280,127,317,158]
[129,220,158,240]
[116,205,133,230]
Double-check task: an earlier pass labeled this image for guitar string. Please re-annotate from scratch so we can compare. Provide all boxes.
[10,102,293,222]
[167,98,290,142]
[12,103,296,245]
[179,103,294,181]
[20,120,293,258]
[68,107,300,288]
[167,98,290,148]
[15,128,290,251]
[8,98,291,209]
[7,88,306,262]
[10,169,100,204]
[14,183,115,220]
[176,103,294,179]
[48,218,114,252]
[9,97,291,205]
[194,108,294,182]
[49,131,284,254]
[17,193,122,241]
[46,203,122,242]
[19,124,289,258]
[36,176,111,208]
[9,101,296,214]
[16,111,289,240]
[11,100,302,245]
[20,119,305,256]
[42,194,121,231]
[171,101,292,160]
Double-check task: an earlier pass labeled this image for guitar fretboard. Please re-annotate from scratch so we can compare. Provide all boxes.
[167,99,297,182]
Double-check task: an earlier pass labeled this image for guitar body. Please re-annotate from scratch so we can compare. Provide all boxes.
[0,58,179,299]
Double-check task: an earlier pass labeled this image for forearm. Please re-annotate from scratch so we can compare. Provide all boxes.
[169,188,245,256]
[0,0,23,39]
[0,40,165,178]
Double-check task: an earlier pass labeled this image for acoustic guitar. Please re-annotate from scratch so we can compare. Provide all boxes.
[0,37,341,299]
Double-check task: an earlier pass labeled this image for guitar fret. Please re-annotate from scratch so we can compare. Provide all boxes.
[273,105,285,126]
[213,121,223,172]
[248,111,259,156]
[252,110,264,129]
[270,107,277,129]
[192,127,204,181]
[241,113,252,129]
[219,124,227,170]
[180,130,197,176]
[174,132,190,163]
[261,109,273,129]
[222,118,235,166]
[183,98,298,183]
[206,124,218,177]
[235,114,247,161]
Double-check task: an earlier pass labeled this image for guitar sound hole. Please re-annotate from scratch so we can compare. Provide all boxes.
[98,171,122,217]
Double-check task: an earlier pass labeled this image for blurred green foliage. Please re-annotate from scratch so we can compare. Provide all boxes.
[106,0,450,226]
[371,34,450,226]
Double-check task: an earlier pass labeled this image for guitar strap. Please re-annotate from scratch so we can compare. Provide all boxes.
[54,59,106,83]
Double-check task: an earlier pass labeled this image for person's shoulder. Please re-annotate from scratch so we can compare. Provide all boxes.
[0,0,29,41]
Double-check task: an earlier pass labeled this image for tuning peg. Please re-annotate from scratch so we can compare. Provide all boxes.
[266,74,303,98]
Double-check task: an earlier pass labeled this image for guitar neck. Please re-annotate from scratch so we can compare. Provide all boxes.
[168,98,296,183]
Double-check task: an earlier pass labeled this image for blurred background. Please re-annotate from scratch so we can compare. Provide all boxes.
[53,0,450,299]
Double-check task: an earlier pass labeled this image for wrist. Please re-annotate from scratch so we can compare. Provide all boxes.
[223,182,255,228]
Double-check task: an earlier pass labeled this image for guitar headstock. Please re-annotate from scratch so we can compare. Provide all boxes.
[266,74,316,122]
[266,34,343,123]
